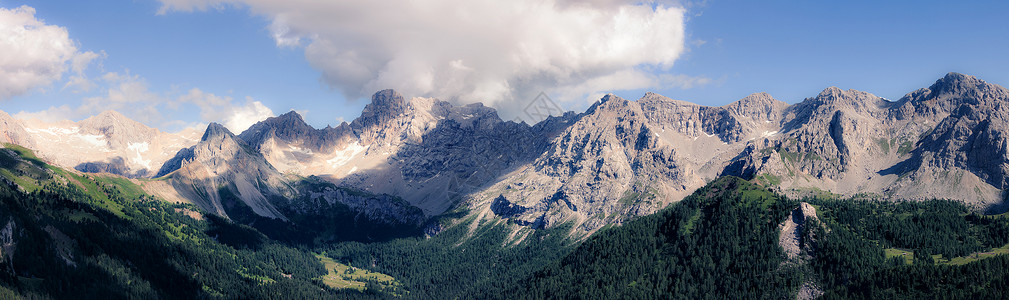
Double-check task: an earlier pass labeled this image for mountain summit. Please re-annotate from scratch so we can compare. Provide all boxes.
[154,122,292,220]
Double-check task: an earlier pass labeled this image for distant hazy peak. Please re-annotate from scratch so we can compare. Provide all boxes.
[93,110,128,119]
[79,110,153,131]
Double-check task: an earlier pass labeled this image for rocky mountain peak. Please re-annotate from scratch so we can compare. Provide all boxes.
[894,72,1009,121]
[275,110,305,123]
[816,86,844,98]
[802,86,886,114]
[931,72,982,94]
[733,92,777,106]
[352,89,408,130]
[587,94,630,114]
[245,111,315,138]
[79,110,157,136]
[925,72,1008,103]
[725,92,787,120]
[76,110,162,153]
[201,122,235,141]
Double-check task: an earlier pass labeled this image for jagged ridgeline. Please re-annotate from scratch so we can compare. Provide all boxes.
[7,73,1009,239]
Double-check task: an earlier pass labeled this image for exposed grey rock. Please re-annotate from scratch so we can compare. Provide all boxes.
[730,73,1009,210]
[237,90,564,218]
[157,122,293,220]
[158,122,427,226]
[779,202,819,261]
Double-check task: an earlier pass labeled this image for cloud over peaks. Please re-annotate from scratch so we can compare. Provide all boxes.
[0,5,85,100]
[158,0,687,116]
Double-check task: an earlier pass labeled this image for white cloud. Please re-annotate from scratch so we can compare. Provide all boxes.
[157,0,687,117]
[16,72,165,124]
[17,74,274,132]
[80,72,165,122]
[12,104,75,122]
[0,5,80,99]
[63,50,106,93]
[223,97,274,132]
[178,88,273,132]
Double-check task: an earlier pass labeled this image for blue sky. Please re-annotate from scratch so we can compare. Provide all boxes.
[1,0,1007,132]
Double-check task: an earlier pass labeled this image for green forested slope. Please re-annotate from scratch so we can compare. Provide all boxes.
[503,176,802,299]
[0,145,390,299]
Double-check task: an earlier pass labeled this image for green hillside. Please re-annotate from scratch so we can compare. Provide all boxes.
[0,145,395,298]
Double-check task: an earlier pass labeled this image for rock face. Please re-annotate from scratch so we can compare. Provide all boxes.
[466,92,787,232]
[155,123,426,226]
[238,89,565,216]
[731,73,1009,210]
[156,123,293,220]
[779,202,819,261]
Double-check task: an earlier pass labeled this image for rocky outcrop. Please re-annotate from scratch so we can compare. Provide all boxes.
[779,202,823,300]
[779,202,819,261]
[157,123,293,220]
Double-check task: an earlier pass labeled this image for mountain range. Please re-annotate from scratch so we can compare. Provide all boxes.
[2,72,1008,237]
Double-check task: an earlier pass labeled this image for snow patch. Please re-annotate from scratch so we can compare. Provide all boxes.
[128,142,152,170]
[128,142,149,152]
[24,126,79,135]
[347,166,358,175]
[761,131,778,137]
[287,145,313,155]
[326,142,368,168]
[77,134,107,148]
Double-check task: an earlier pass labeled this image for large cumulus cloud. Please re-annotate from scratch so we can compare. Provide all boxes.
[158,0,688,117]
[0,5,93,100]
